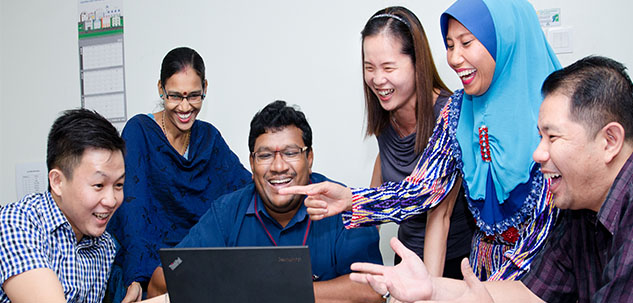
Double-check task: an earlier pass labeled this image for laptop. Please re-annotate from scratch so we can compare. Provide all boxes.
[159,246,315,303]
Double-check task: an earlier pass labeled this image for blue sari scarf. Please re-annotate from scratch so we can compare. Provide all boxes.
[440,0,560,232]
[107,114,252,287]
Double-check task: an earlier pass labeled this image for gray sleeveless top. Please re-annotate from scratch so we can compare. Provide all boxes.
[377,92,473,260]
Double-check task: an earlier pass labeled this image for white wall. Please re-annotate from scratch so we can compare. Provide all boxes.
[2,0,633,264]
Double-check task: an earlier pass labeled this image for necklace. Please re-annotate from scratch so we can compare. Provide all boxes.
[161,111,190,156]
[391,115,413,138]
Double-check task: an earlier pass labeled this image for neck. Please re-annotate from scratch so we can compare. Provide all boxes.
[158,110,190,155]
[593,145,633,212]
[266,206,300,228]
[50,192,83,242]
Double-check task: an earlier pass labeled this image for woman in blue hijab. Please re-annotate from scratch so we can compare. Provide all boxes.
[283,0,560,281]
[105,47,251,301]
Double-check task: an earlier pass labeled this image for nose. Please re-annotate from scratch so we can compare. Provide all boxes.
[269,151,289,173]
[372,70,387,86]
[447,47,463,68]
[532,139,550,164]
[101,187,120,209]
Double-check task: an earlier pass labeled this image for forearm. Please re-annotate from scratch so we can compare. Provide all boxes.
[486,281,543,303]
[427,279,541,302]
[423,180,460,276]
[147,266,167,298]
[314,274,384,303]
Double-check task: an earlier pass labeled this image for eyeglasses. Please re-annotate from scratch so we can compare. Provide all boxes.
[162,86,205,105]
[252,146,309,165]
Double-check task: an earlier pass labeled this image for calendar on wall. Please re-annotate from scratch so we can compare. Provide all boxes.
[78,0,127,123]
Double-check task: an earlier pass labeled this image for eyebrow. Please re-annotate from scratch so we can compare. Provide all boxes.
[94,171,125,181]
[166,89,203,95]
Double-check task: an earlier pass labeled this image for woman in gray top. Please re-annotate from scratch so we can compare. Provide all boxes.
[361,6,474,278]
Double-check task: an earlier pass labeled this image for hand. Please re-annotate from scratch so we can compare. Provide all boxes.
[441,259,493,303]
[278,181,353,220]
[121,281,143,303]
[349,237,433,302]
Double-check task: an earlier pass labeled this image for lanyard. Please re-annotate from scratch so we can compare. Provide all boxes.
[253,195,311,246]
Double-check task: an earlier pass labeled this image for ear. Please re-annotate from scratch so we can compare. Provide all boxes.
[601,122,625,163]
[248,155,255,181]
[306,149,314,174]
[49,168,65,197]
[157,80,164,98]
[203,79,208,96]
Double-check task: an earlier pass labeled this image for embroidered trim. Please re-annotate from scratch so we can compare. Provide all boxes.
[447,90,541,235]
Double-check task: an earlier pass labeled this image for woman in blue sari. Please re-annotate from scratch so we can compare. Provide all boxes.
[106,47,251,302]
[283,0,560,282]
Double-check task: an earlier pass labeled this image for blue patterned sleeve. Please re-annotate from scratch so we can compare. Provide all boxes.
[343,95,460,228]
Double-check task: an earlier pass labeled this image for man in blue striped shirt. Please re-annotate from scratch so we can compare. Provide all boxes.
[0,109,125,303]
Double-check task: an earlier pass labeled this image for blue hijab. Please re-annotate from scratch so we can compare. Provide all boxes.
[440,0,560,204]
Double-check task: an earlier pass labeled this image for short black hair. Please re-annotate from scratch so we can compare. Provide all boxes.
[248,100,312,152]
[542,55,633,140]
[47,109,126,187]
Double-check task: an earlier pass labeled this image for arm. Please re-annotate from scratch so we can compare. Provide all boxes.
[3,268,66,303]
[370,154,383,187]
[147,266,167,298]
[349,238,542,303]
[314,274,383,303]
[423,176,461,276]
[282,96,459,225]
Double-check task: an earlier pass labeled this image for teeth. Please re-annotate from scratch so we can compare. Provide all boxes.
[457,69,475,77]
[94,213,110,220]
[178,112,192,120]
[543,173,561,180]
[269,178,292,184]
[377,89,394,96]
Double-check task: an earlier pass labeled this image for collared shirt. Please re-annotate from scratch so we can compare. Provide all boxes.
[0,192,115,303]
[177,173,382,281]
[522,152,633,302]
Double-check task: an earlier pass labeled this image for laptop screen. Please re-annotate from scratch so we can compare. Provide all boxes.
[159,246,315,303]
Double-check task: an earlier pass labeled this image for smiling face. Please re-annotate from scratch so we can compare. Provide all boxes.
[249,125,313,219]
[533,92,609,211]
[50,148,125,241]
[363,32,417,114]
[445,18,496,96]
[158,66,207,133]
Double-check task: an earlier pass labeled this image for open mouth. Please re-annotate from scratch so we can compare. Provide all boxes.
[269,177,292,187]
[543,173,562,191]
[457,69,476,84]
[93,212,111,221]
[376,88,394,99]
[177,112,193,122]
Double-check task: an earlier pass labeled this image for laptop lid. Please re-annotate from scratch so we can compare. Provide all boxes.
[159,246,315,303]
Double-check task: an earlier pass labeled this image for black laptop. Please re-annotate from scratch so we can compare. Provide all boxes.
[159,246,315,303]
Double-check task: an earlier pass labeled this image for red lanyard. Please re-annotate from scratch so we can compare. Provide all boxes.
[253,195,311,246]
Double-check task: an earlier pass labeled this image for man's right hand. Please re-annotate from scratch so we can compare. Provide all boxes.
[279,181,353,220]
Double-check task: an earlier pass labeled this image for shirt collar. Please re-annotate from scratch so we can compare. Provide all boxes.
[42,191,105,246]
[597,152,633,234]
[42,191,72,233]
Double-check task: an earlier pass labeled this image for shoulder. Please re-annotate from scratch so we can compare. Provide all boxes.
[121,114,155,139]
[209,184,255,216]
[310,172,345,187]
[0,193,48,233]
[192,119,220,137]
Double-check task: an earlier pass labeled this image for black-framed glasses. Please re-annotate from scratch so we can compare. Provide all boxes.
[162,86,205,105]
[251,146,309,165]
